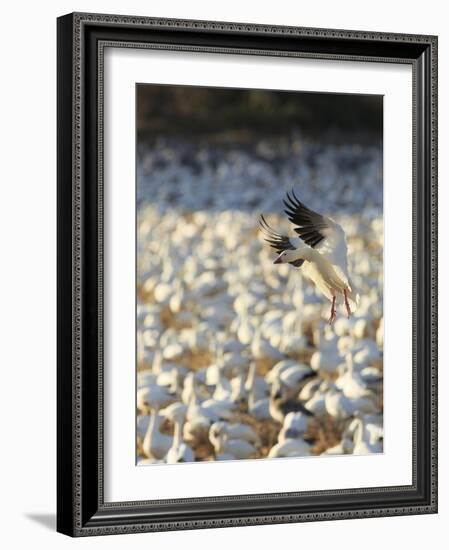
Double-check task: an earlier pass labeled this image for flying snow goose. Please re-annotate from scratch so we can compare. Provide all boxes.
[259,189,359,323]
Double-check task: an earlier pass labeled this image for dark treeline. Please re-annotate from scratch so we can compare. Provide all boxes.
[136,84,382,144]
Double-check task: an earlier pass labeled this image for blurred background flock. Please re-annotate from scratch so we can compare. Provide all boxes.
[136,85,384,465]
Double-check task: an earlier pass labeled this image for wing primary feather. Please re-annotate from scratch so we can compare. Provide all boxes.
[282,189,328,249]
[283,193,298,211]
[258,214,305,268]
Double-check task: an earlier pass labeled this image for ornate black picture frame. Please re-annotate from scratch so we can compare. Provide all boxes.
[57,12,438,537]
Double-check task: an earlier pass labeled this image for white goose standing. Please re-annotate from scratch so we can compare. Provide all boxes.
[352,417,383,455]
[209,422,257,460]
[259,189,359,323]
[161,402,195,464]
[142,407,173,460]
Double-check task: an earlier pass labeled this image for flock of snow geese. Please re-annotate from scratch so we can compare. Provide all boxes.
[136,138,383,465]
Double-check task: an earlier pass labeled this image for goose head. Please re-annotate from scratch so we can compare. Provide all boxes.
[168,368,184,396]
[160,401,188,424]
[273,249,298,264]
[209,421,227,452]
[271,379,287,403]
[273,246,313,265]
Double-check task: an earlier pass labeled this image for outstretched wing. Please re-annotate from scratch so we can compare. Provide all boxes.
[283,189,330,248]
[258,215,304,268]
[283,189,350,285]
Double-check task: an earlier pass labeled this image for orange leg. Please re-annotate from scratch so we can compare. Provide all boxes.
[344,289,352,318]
[328,296,337,325]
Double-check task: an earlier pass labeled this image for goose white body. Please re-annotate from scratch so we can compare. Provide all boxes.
[142,412,173,460]
[209,422,257,459]
[352,418,383,455]
[268,438,311,458]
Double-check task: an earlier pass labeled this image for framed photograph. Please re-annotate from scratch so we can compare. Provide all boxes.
[57,12,438,536]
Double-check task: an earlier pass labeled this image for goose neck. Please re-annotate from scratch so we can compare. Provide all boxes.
[144,408,160,451]
[354,418,367,444]
[172,418,183,447]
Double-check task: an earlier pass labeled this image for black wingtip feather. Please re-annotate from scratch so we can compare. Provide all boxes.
[282,189,328,249]
[284,191,298,210]
[258,213,296,254]
[291,188,302,206]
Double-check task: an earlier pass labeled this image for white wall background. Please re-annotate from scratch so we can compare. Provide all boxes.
[0,1,445,548]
